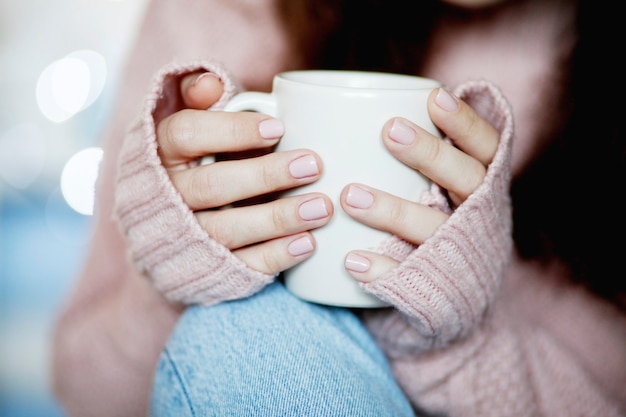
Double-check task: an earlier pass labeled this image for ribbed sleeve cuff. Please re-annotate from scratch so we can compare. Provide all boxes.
[114,60,275,306]
[363,80,515,347]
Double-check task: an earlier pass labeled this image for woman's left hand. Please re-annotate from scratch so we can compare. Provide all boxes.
[340,87,500,282]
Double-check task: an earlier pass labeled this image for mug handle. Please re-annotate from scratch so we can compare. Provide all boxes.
[201,92,277,165]
[223,91,276,114]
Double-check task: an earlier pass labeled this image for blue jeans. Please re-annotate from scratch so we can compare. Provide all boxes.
[151,281,416,417]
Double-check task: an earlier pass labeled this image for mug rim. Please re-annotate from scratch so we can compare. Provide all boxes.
[277,70,442,91]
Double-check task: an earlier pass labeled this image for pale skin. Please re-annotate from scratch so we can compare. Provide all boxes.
[158,0,505,286]
[157,0,502,282]
[157,70,499,284]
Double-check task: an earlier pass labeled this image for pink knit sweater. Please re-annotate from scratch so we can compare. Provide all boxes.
[52,1,626,416]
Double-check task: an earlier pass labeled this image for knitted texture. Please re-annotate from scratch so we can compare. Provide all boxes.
[113,63,625,417]
[114,60,275,306]
[363,80,514,351]
[53,1,626,415]
[361,81,625,417]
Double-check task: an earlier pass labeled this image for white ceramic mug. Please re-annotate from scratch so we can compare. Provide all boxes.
[215,70,443,308]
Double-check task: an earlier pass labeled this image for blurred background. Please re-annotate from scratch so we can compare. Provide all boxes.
[0,0,149,415]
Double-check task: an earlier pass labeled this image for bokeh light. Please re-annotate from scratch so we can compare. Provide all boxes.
[1,2,150,415]
[36,49,107,123]
[60,146,103,215]
[0,123,46,189]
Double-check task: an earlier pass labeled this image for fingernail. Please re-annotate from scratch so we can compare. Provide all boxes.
[298,198,328,221]
[289,155,319,178]
[259,119,285,139]
[288,236,314,256]
[346,185,374,209]
[345,253,370,272]
[435,88,459,112]
[389,119,416,145]
[192,72,219,86]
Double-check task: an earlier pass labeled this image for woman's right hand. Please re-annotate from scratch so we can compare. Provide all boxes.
[156,72,334,275]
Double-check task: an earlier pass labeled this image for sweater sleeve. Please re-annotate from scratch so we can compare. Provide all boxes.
[362,80,514,351]
[361,81,626,417]
[114,60,276,306]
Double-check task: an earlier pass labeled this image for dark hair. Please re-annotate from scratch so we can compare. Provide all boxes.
[277,0,625,307]
[277,0,444,73]
[510,0,626,305]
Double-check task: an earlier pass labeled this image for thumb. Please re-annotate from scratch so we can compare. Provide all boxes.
[180,72,225,110]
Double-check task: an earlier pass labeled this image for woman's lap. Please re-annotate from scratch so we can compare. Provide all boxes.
[151,281,415,417]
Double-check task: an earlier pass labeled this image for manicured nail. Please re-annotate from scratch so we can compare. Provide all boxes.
[298,198,328,221]
[346,185,374,209]
[435,88,459,112]
[192,72,219,86]
[345,253,370,272]
[288,236,314,256]
[389,119,416,145]
[259,119,285,139]
[289,155,319,179]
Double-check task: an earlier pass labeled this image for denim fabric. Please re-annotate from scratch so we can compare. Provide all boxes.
[151,282,415,417]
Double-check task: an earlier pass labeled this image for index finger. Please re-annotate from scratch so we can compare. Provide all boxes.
[157,109,283,168]
[428,88,499,167]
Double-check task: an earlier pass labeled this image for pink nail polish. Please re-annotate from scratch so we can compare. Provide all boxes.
[192,72,218,86]
[289,155,319,179]
[345,253,370,272]
[298,198,328,221]
[389,119,416,145]
[259,119,285,139]
[346,185,374,209]
[435,88,459,112]
[288,236,314,256]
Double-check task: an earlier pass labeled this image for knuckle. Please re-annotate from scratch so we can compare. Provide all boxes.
[464,109,483,139]
[224,113,258,147]
[185,168,223,207]
[185,171,206,202]
[470,165,487,190]
[260,249,282,275]
[461,110,486,146]
[271,203,291,231]
[387,201,410,231]
[162,109,197,150]
[461,163,487,197]
[422,135,445,166]
[261,163,280,190]
[202,214,236,248]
